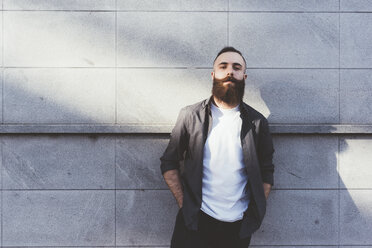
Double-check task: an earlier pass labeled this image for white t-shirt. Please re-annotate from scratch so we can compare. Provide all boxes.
[200,102,250,222]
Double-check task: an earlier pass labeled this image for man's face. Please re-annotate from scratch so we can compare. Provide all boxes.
[211,52,247,104]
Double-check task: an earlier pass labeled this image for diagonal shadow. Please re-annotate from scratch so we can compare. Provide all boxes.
[247,72,361,246]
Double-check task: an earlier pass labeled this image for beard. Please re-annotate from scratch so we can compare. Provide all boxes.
[212,75,245,105]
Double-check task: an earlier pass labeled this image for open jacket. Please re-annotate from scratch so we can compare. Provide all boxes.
[160,97,275,239]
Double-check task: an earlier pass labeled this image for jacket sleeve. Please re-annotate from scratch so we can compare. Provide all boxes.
[160,107,189,174]
[257,118,275,185]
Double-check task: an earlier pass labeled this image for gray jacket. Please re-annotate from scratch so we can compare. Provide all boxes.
[160,96,275,239]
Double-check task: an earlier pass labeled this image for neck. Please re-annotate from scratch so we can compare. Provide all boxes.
[212,96,240,109]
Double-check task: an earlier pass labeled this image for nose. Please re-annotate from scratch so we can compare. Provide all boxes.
[226,67,233,76]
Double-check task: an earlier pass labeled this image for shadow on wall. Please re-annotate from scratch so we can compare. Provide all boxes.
[247,76,363,246]
[3,70,366,246]
[2,7,218,246]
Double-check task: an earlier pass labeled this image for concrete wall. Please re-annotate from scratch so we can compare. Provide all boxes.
[1,0,371,247]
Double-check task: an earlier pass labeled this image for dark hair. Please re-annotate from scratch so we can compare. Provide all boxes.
[213,46,246,67]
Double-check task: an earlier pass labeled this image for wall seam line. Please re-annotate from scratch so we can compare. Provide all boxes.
[3,188,370,191]
[2,2,4,124]
[0,10,357,13]
[114,2,117,247]
[5,67,372,69]
[338,3,341,246]
[338,136,341,246]
[338,0,341,125]
[115,0,118,125]
[1,137,3,247]
[338,2,341,243]
[114,136,117,247]
[1,0,3,245]
[338,4,341,244]
[227,0,229,46]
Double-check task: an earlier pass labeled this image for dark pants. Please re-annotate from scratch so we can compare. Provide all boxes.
[171,209,251,248]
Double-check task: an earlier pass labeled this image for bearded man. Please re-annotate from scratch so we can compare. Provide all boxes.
[160,47,275,248]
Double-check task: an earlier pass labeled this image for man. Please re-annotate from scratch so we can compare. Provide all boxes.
[160,47,274,248]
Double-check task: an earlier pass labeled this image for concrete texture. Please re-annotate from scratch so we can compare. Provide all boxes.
[273,135,338,189]
[341,13,372,68]
[230,0,339,11]
[340,190,372,245]
[2,124,372,134]
[250,247,337,248]
[341,0,372,11]
[1,135,115,189]
[117,69,211,124]
[4,0,116,10]
[3,190,115,246]
[339,136,372,189]
[116,190,178,246]
[116,135,169,189]
[230,13,339,68]
[340,69,372,124]
[4,68,116,123]
[4,11,116,67]
[250,190,338,245]
[0,69,3,122]
[1,1,372,247]
[244,69,339,123]
[117,0,227,11]
[117,12,227,67]
[0,12,2,67]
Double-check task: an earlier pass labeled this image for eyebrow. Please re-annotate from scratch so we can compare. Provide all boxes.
[218,62,243,67]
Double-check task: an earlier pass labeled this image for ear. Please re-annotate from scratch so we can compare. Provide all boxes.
[211,71,214,80]
[244,73,247,79]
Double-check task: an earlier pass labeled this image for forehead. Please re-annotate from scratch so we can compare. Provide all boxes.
[214,52,245,67]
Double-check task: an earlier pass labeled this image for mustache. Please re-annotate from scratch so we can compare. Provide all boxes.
[213,75,243,85]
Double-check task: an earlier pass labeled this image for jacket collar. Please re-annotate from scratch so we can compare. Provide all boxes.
[202,96,255,141]
[202,95,251,119]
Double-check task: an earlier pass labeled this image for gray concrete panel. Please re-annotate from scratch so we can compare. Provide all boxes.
[4,0,116,10]
[4,68,116,123]
[250,247,337,248]
[116,190,178,246]
[230,0,339,11]
[117,0,227,11]
[230,13,339,68]
[250,190,338,245]
[1,124,372,134]
[342,247,372,248]
[3,247,117,248]
[339,136,372,189]
[341,14,372,68]
[117,69,211,124]
[2,247,117,248]
[341,0,372,11]
[0,69,3,122]
[1,135,115,189]
[117,12,227,67]
[340,190,372,245]
[273,135,338,189]
[0,12,2,66]
[244,69,339,123]
[116,135,169,189]
[4,11,115,67]
[340,70,372,124]
[3,190,115,246]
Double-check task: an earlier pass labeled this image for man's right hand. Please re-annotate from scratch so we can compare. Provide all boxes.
[163,169,184,208]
